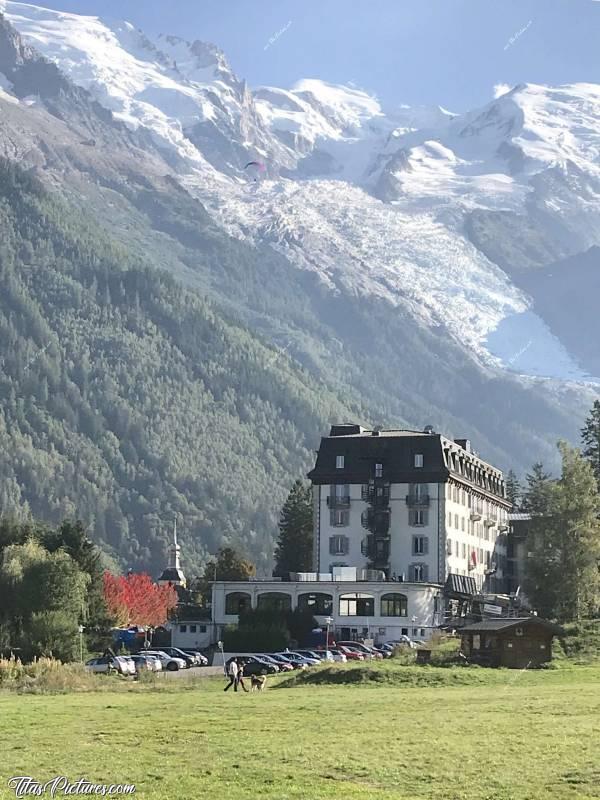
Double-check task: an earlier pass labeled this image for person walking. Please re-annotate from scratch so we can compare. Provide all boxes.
[224,657,239,692]
[237,660,249,693]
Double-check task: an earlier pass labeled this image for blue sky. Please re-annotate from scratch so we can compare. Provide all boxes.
[28,0,600,111]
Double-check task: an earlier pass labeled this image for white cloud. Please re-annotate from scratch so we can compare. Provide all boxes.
[494,83,512,99]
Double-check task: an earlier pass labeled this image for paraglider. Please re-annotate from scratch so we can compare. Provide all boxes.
[244,160,266,182]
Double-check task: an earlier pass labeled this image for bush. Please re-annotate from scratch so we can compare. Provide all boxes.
[223,623,288,652]
[0,656,104,693]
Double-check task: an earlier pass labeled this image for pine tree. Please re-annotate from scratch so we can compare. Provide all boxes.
[273,480,313,578]
[522,462,558,617]
[553,442,600,621]
[505,469,522,511]
[581,400,600,488]
[521,463,554,515]
[524,444,600,621]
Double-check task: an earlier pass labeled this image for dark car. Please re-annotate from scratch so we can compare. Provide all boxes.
[227,656,278,676]
[178,648,209,666]
[152,647,196,668]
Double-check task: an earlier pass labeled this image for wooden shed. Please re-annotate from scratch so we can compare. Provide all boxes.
[460,617,562,669]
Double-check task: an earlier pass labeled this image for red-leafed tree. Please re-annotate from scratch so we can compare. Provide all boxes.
[103,571,178,627]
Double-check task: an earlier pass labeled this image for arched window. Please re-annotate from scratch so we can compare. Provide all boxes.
[257,592,292,612]
[339,593,374,617]
[380,593,408,617]
[225,592,251,615]
[298,593,333,616]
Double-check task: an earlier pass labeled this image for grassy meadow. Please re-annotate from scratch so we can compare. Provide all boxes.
[1,662,600,800]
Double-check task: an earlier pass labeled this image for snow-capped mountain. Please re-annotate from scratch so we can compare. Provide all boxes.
[2,1,600,387]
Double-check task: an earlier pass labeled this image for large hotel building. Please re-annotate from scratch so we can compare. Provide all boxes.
[308,424,511,592]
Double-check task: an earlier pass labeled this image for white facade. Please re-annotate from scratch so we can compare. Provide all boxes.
[168,619,212,650]
[313,443,511,594]
[211,579,443,644]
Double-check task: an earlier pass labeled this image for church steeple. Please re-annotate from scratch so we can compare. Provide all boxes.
[158,519,186,588]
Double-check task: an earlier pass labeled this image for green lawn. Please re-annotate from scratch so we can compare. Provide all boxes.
[1,666,600,800]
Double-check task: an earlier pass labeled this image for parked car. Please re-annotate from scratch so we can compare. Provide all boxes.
[285,651,321,666]
[227,656,278,676]
[327,648,348,663]
[336,641,379,660]
[85,656,120,675]
[298,649,335,662]
[257,654,293,671]
[372,646,393,658]
[178,648,209,666]
[142,649,186,671]
[385,636,417,649]
[154,647,198,668]
[85,655,135,676]
[115,656,137,675]
[336,645,365,661]
[270,653,307,670]
[275,651,318,667]
[131,654,161,673]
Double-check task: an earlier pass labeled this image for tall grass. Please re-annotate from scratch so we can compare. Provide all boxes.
[0,656,116,694]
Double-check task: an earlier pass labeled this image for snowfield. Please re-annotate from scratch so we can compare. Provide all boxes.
[3,1,600,384]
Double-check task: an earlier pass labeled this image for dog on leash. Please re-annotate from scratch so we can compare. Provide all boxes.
[250,674,267,692]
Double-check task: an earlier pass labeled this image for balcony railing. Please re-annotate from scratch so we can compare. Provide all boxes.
[406,494,430,507]
[470,510,482,521]
[327,495,351,508]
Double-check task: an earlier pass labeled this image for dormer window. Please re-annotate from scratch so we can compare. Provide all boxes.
[414,454,424,468]
[336,455,344,469]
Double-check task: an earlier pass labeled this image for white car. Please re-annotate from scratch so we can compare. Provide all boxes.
[85,655,134,676]
[328,649,348,663]
[131,654,162,672]
[142,649,186,671]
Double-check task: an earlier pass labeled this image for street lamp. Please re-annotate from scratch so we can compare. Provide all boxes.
[324,616,333,656]
[217,640,226,673]
[78,625,85,663]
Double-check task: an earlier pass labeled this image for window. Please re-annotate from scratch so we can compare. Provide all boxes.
[179,625,187,633]
[454,514,459,529]
[190,625,197,633]
[225,591,251,615]
[446,538,452,555]
[409,509,428,526]
[375,463,383,478]
[199,625,206,633]
[329,535,349,555]
[336,455,345,469]
[334,483,349,500]
[412,628,419,636]
[339,593,374,616]
[448,511,452,527]
[454,540,459,557]
[330,509,349,527]
[414,453,424,468]
[462,542,466,559]
[420,628,426,637]
[412,483,429,500]
[380,593,408,617]
[257,592,292,612]
[298,593,333,615]
[409,563,429,582]
[413,535,429,555]
[401,628,409,636]
[461,518,465,532]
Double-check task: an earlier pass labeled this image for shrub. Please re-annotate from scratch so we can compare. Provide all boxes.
[0,656,104,693]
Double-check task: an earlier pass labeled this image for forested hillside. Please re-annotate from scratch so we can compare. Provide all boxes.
[0,158,355,574]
